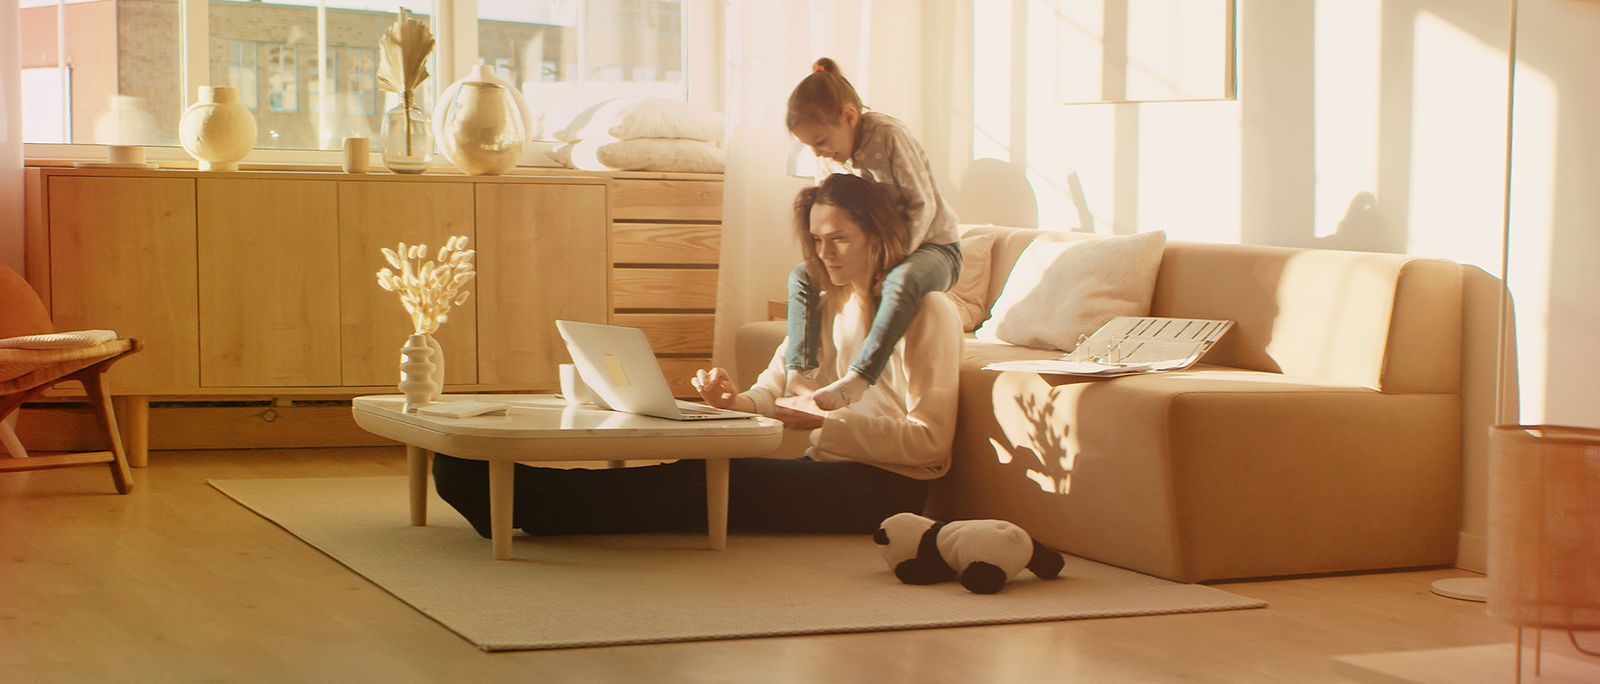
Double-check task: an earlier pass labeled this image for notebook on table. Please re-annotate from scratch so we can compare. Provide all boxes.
[555,320,757,421]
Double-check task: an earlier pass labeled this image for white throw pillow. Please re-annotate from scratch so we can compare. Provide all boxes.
[949,233,997,331]
[974,231,1167,351]
[550,138,725,173]
[555,98,725,144]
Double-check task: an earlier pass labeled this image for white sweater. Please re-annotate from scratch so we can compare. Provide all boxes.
[742,291,962,480]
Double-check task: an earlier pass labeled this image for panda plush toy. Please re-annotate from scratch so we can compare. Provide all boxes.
[874,512,1066,594]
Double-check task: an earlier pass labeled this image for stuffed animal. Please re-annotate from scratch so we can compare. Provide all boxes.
[873,512,1066,594]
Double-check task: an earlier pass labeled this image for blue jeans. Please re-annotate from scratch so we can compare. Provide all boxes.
[785,241,962,383]
[431,454,930,537]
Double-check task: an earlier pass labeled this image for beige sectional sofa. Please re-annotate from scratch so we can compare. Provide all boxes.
[737,224,1466,583]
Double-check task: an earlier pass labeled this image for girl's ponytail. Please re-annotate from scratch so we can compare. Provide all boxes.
[787,57,864,132]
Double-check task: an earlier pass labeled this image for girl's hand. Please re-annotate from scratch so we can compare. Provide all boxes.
[691,367,741,409]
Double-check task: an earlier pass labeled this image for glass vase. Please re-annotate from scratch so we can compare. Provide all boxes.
[381,102,433,174]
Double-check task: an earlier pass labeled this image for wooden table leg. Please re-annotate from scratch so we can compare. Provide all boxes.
[113,395,149,468]
[489,460,514,560]
[705,457,730,551]
[407,445,431,526]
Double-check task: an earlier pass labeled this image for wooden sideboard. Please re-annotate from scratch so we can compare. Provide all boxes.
[20,165,723,459]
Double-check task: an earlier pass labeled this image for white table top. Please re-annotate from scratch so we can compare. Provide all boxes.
[352,394,786,461]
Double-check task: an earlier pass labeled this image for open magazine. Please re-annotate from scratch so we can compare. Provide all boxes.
[981,317,1233,377]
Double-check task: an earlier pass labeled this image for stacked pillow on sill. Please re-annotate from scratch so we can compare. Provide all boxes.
[548,97,726,174]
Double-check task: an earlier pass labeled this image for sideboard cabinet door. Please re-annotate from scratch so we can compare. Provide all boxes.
[47,176,199,391]
[338,181,478,388]
[475,182,608,386]
[197,179,342,387]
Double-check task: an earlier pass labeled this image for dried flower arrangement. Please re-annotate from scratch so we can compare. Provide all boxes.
[376,7,435,155]
[376,236,475,335]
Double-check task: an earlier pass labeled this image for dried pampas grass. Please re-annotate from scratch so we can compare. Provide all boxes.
[376,236,475,336]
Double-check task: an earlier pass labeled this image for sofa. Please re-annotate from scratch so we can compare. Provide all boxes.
[737,224,1466,583]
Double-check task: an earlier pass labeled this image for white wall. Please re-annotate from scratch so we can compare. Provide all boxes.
[1,0,24,274]
[913,0,1600,572]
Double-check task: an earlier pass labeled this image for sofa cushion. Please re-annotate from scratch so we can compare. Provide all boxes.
[974,230,1166,352]
[950,232,997,331]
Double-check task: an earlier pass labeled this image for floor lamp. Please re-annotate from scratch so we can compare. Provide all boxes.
[1428,2,1600,678]
[1429,0,1522,607]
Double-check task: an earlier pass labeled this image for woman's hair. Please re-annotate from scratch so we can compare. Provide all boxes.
[786,57,865,132]
[793,174,909,314]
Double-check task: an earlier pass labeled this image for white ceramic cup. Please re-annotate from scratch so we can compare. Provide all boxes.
[342,137,371,173]
[107,145,145,165]
[559,363,596,405]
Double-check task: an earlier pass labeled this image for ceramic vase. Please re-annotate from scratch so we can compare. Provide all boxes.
[424,334,445,393]
[398,333,440,408]
[434,64,530,175]
[381,100,434,174]
[178,86,257,171]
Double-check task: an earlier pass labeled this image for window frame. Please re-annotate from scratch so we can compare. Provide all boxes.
[22,0,723,164]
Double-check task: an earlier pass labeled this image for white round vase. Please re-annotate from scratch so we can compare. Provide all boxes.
[179,86,257,171]
[434,64,530,175]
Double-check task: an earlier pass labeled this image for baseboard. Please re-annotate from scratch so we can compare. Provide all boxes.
[16,402,398,451]
[1455,531,1487,573]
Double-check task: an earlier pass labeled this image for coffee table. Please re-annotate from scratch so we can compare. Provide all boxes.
[352,394,785,559]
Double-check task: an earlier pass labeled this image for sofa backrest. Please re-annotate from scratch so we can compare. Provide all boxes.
[960,225,1463,394]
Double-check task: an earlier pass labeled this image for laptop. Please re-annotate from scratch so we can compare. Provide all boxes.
[555,320,758,421]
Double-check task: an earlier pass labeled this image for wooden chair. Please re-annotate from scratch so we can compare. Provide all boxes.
[0,264,142,493]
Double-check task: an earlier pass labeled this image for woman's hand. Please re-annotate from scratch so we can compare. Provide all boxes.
[691,367,746,410]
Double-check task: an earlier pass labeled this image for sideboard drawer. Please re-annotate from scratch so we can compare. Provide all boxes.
[611,180,722,221]
[612,223,721,264]
[612,313,716,354]
[612,269,718,309]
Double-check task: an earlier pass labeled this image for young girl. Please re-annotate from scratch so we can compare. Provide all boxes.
[784,57,962,410]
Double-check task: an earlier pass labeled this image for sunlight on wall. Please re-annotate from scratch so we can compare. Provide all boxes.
[973,0,1012,161]
[1027,0,1082,230]
[1313,0,1380,239]
[1407,13,1510,282]
[1406,11,1554,422]
[1133,101,1241,243]
[973,1,1243,239]
[1052,0,1106,104]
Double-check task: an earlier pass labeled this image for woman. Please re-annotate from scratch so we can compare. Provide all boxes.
[432,173,962,537]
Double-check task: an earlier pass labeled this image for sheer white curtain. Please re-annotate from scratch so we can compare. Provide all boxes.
[713,0,924,373]
[0,0,23,273]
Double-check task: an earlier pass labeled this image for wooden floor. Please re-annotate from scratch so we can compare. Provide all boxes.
[0,447,1576,684]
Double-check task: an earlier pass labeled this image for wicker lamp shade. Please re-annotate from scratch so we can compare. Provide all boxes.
[1486,425,1600,630]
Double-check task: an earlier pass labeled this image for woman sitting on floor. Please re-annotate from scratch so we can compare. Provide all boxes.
[432,173,962,536]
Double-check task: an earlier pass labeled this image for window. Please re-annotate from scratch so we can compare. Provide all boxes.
[266,45,299,113]
[342,48,380,116]
[479,0,686,140]
[19,0,702,157]
[312,48,378,116]
[227,40,259,110]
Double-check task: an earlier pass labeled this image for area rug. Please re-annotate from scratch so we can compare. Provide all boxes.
[211,476,1266,651]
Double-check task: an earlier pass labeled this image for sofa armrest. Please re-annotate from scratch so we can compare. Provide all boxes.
[735,321,787,391]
